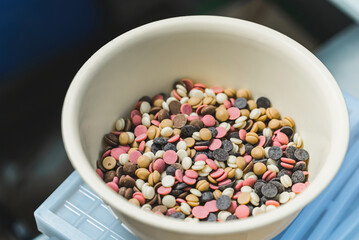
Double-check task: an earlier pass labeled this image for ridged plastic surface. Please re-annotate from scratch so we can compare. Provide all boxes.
[34,93,359,240]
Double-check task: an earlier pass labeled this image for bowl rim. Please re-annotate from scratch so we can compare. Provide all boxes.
[62,15,349,235]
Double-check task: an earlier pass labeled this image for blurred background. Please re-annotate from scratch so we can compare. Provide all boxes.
[1,0,358,239]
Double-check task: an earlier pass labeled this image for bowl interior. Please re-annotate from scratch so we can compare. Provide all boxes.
[63,16,348,234]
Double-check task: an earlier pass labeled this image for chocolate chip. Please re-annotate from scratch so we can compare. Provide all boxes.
[166,165,177,176]
[292,170,305,184]
[170,212,185,219]
[157,109,170,122]
[103,133,119,147]
[201,105,216,115]
[208,127,218,138]
[169,101,181,115]
[97,159,107,172]
[277,169,292,178]
[195,141,211,146]
[207,213,217,222]
[173,114,187,129]
[253,159,267,164]
[254,181,265,196]
[104,170,116,183]
[147,194,158,205]
[124,118,132,131]
[123,188,134,199]
[153,137,167,145]
[119,175,135,188]
[180,125,196,138]
[222,140,233,152]
[293,162,306,171]
[149,107,162,115]
[256,97,271,109]
[174,182,188,190]
[171,189,183,197]
[243,160,254,174]
[234,98,248,109]
[285,146,296,159]
[207,151,214,159]
[189,119,204,130]
[151,143,162,154]
[263,136,273,148]
[201,191,214,202]
[280,127,294,138]
[294,149,310,161]
[228,152,241,157]
[226,215,238,221]
[218,180,235,191]
[164,143,176,151]
[244,119,254,132]
[123,162,137,177]
[244,143,254,155]
[213,148,229,161]
[178,192,189,199]
[216,195,231,210]
[261,183,278,198]
[268,146,283,160]
[116,166,124,178]
[270,180,284,193]
[153,205,168,214]
[139,96,152,102]
[229,132,240,139]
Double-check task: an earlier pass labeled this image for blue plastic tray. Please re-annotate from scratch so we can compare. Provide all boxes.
[34,93,359,240]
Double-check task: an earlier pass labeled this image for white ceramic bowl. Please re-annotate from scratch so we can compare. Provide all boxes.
[62,16,349,240]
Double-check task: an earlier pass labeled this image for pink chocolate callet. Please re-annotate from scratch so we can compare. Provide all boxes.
[168,134,180,143]
[243,178,256,187]
[163,150,178,164]
[228,107,241,120]
[194,154,207,162]
[204,200,219,213]
[185,169,199,179]
[134,125,147,137]
[192,206,210,219]
[175,169,183,182]
[181,103,192,115]
[202,115,216,127]
[106,182,119,192]
[183,176,196,185]
[129,150,142,164]
[239,129,247,141]
[139,141,146,152]
[157,186,172,195]
[209,139,222,151]
[132,115,142,126]
[215,127,227,138]
[235,205,250,219]
[210,86,224,94]
[96,169,104,179]
[153,159,166,173]
[135,133,147,142]
[205,159,218,170]
[210,169,224,178]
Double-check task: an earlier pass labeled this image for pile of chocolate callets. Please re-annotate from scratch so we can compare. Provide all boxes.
[96,79,310,222]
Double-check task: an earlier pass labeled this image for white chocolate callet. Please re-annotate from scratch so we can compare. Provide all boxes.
[141,113,151,127]
[241,186,253,193]
[222,188,234,198]
[205,88,215,97]
[140,101,151,114]
[252,207,264,216]
[162,195,176,208]
[192,132,201,141]
[266,205,277,212]
[218,211,231,221]
[250,192,260,206]
[119,154,129,165]
[181,202,192,215]
[181,157,192,170]
[142,186,155,199]
[177,149,188,161]
[115,118,125,131]
[161,127,173,137]
[280,175,293,188]
[136,179,145,190]
[141,204,152,211]
[162,175,175,187]
[250,108,261,120]
[162,101,169,111]
[126,132,134,144]
[230,138,242,145]
[189,89,204,99]
[180,97,189,104]
[216,93,228,104]
[190,188,202,197]
[176,141,187,151]
[143,152,155,161]
[235,168,243,179]
[155,150,165,159]
[263,127,272,137]
[279,192,290,204]
[267,164,279,173]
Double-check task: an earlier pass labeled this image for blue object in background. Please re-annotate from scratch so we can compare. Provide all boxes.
[0,0,100,82]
